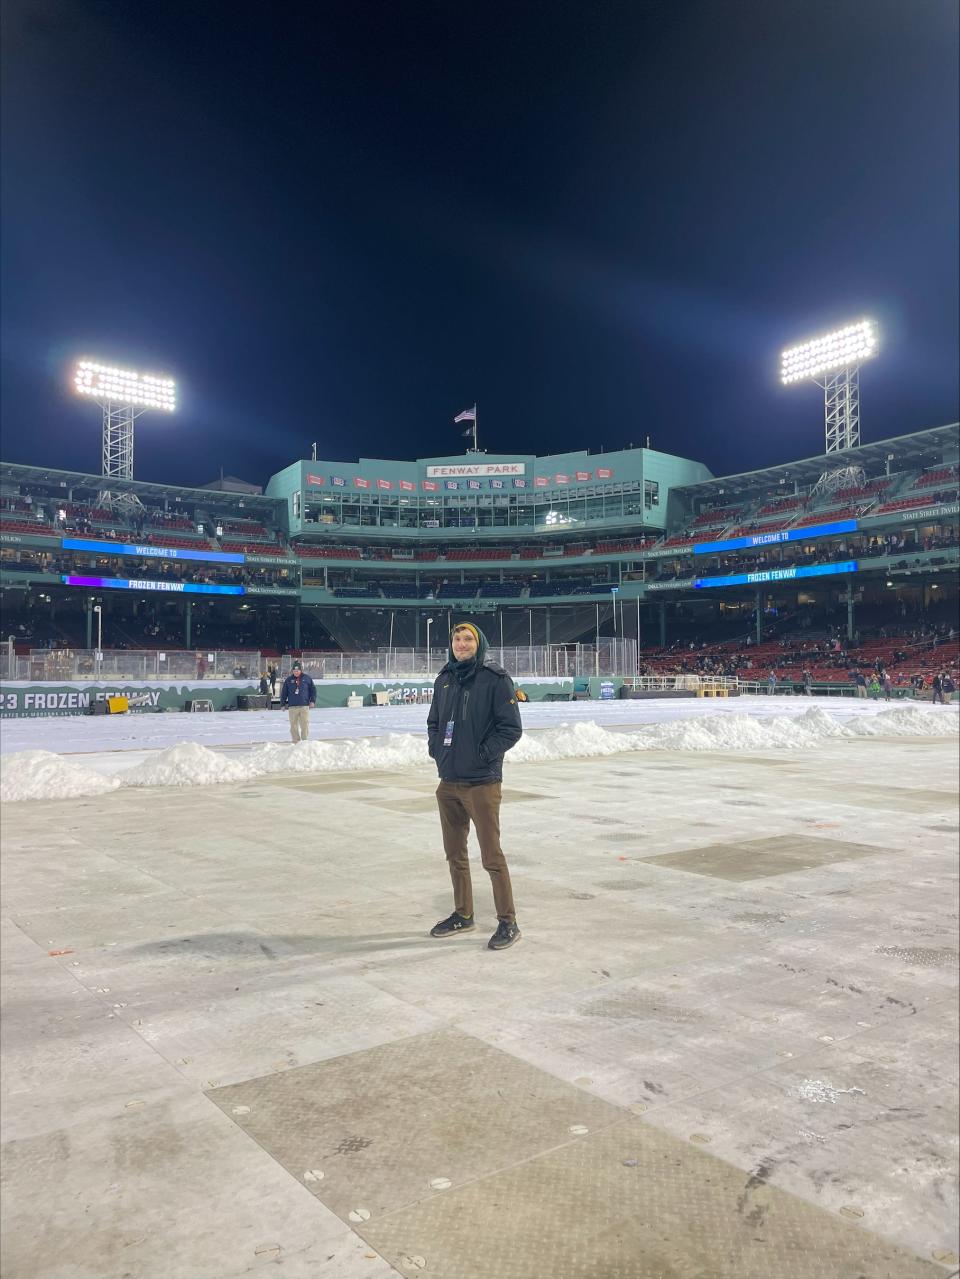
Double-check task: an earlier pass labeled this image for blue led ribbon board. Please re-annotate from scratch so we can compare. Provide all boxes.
[693,560,858,589]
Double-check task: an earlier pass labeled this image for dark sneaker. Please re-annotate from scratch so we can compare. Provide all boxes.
[488,920,521,951]
[430,911,476,939]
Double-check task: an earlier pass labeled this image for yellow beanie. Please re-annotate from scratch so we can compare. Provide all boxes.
[452,622,481,646]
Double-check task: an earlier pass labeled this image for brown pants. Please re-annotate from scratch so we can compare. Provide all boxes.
[435,781,516,923]
[287,707,310,741]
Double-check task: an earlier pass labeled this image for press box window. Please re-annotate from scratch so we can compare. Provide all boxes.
[644,480,660,509]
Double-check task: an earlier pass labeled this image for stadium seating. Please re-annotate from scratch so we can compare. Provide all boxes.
[444,547,511,560]
[293,544,362,559]
[0,516,53,534]
[756,496,806,516]
[219,541,286,555]
[912,467,958,490]
[875,492,957,515]
[691,506,742,527]
[791,506,860,528]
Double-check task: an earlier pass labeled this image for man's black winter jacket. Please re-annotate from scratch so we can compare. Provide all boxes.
[427,660,523,783]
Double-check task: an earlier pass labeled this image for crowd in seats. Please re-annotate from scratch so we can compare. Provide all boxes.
[874,491,957,515]
[912,467,958,490]
[635,616,958,687]
[145,512,194,531]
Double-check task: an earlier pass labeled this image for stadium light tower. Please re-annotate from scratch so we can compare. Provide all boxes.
[781,319,878,493]
[72,360,176,511]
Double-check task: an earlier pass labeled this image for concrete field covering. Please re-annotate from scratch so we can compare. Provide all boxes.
[1,708,958,1277]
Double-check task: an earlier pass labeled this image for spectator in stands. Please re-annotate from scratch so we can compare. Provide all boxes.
[427,622,523,952]
[766,671,777,695]
[258,672,271,698]
[267,663,278,696]
[196,652,207,680]
[280,660,316,741]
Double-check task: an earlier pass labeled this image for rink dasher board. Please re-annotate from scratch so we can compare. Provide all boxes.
[0,676,576,717]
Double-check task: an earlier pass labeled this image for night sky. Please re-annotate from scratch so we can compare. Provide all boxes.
[1,0,957,490]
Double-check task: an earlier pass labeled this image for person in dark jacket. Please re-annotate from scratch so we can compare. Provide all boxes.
[280,660,316,741]
[426,622,523,950]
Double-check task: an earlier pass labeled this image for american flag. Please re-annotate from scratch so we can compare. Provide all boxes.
[453,405,476,424]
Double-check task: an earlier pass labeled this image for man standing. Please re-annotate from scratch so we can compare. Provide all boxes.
[427,622,523,951]
[280,660,316,741]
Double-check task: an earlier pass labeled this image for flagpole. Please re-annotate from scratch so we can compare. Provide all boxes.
[473,405,478,453]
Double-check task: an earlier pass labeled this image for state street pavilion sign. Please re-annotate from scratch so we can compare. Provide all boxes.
[425,463,525,478]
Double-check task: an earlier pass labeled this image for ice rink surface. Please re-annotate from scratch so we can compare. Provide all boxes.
[1,694,958,1277]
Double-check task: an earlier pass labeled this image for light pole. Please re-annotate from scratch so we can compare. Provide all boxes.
[92,604,102,677]
[781,320,878,495]
[72,360,176,512]
[425,616,434,668]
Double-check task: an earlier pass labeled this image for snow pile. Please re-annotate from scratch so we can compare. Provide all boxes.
[246,733,429,775]
[120,741,251,789]
[512,720,635,763]
[843,705,959,738]
[0,750,121,803]
[510,705,947,761]
[1,704,956,803]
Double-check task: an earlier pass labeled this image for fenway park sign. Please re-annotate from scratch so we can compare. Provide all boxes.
[425,463,525,477]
